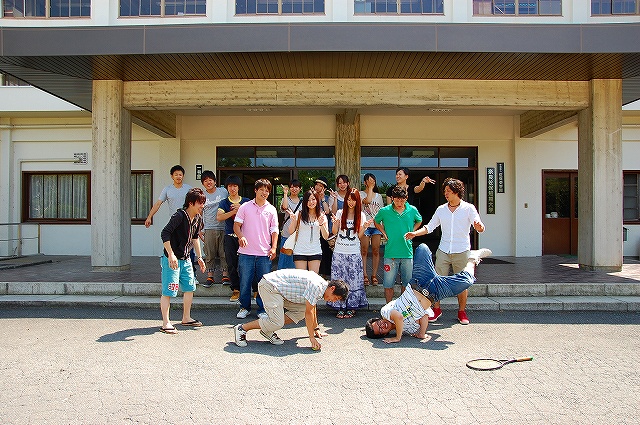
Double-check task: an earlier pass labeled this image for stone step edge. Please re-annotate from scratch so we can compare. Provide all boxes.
[2,281,639,297]
[1,294,638,312]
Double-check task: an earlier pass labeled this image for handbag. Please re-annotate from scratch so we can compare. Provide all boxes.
[280,215,300,255]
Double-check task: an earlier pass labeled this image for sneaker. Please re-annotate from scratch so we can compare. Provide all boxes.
[236,308,250,319]
[229,290,240,302]
[257,312,268,320]
[234,324,247,347]
[458,310,470,325]
[253,291,258,299]
[260,329,284,345]
[428,307,442,322]
[221,276,231,285]
[202,277,214,288]
[468,248,492,265]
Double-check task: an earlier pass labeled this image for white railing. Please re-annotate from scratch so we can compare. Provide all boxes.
[0,223,41,258]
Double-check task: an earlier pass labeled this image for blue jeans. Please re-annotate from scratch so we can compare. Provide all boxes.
[409,244,475,303]
[382,257,413,288]
[237,254,270,313]
[277,236,295,270]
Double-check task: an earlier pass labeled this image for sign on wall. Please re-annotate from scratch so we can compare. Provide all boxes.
[497,162,505,193]
[487,167,496,214]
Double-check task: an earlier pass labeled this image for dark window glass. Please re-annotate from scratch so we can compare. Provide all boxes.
[25,172,89,223]
[400,147,439,168]
[361,147,398,168]
[255,147,295,168]
[439,147,476,168]
[296,146,335,168]
[218,147,256,168]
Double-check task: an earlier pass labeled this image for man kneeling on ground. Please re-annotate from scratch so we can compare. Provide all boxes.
[234,269,348,350]
[365,243,491,343]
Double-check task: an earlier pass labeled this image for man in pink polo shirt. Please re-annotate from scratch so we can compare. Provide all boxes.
[233,179,279,319]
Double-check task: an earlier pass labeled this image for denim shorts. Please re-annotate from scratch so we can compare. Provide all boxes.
[363,227,383,237]
[161,255,197,297]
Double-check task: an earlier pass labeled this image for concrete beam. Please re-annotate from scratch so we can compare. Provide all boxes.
[519,110,578,138]
[130,110,176,138]
[123,79,590,110]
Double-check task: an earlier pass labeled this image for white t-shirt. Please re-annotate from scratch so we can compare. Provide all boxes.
[333,210,366,255]
[360,191,384,228]
[380,286,430,336]
[292,213,323,256]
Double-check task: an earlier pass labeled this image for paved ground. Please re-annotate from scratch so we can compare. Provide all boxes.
[1,306,638,424]
[1,253,640,284]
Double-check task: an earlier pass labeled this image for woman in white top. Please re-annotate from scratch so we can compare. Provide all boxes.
[327,189,373,318]
[277,179,302,270]
[287,189,329,274]
[359,173,385,286]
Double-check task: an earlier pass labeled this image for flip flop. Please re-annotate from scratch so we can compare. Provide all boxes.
[160,327,178,334]
[180,319,203,327]
[336,310,345,319]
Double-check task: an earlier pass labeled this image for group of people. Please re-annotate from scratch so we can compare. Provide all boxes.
[147,164,491,349]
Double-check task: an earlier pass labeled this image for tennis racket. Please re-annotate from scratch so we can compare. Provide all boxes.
[466,357,533,371]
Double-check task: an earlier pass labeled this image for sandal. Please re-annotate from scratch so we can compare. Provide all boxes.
[344,310,356,318]
[371,276,379,286]
[336,310,345,319]
[363,276,370,286]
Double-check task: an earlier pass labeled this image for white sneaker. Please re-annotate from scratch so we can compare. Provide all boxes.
[260,329,284,345]
[257,312,268,320]
[236,308,250,319]
[468,248,492,265]
[234,324,247,347]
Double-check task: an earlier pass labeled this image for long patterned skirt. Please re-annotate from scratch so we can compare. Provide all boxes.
[327,252,368,310]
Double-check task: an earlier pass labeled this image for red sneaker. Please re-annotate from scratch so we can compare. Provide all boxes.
[457,310,470,325]
[428,307,442,322]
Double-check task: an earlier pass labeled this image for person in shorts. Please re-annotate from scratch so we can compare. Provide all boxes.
[159,187,206,334]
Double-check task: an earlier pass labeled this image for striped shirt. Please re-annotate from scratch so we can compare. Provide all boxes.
[262,269,328,306]
[380,286,428,335]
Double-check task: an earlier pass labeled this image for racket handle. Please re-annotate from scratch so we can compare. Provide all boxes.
[515,357,533,362]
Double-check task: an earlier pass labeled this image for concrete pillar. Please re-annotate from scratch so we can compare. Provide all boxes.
[91,80,132,270]
[0,118,14,256]
[577,79,623,271]
[335,109,360,187]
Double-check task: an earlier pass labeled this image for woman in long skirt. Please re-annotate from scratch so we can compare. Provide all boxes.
[328,188,373,318]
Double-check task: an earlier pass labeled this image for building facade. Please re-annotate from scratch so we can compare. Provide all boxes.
[1,1,639,269]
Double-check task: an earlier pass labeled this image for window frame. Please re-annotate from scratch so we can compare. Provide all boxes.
[354,0,444,14]
[473,0,563,15]
[3,0,91,18]
[623,171,640,224]
[591,0,639,15]
[131,170,154,225]
[22,171,92,224]
[119,0,206,18]
[235,0,325,15]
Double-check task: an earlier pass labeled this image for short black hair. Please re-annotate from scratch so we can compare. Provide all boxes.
[170,165,185,175]
[328,279,349,300]
[365,317,386,339]
[290,179,302,188]
[396,167,410,175]
[225,175,242,187]
[200,170,216,184]
[183,187,206,208]
[391,186,408,199]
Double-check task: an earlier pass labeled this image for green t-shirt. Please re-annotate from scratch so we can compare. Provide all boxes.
[374,203,422,258]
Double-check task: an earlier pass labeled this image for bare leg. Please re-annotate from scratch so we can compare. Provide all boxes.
[370,234,381,283]
[384,287,394,303]
[160,295,173,329]
[182,291,195,323]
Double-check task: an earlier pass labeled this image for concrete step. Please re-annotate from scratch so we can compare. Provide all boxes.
[3,280,639,298]
[0,294,638,312]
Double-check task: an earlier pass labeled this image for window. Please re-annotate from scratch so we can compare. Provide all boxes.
[235,0,324,15]
[24,172,90,223]
[120,0,206,17]
[592,0,639,14]
[1,74,30,86]
[23,171,153,224]
[624,172,640,222]
[473,0,562,15]
[354,0,443,14]
[131,171,153,224]
[3,0,91,18]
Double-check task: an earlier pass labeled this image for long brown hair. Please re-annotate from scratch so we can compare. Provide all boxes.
[339,188,362,231]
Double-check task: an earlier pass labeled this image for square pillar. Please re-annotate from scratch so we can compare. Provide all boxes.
[577,79,622,271]
[335,109,360,186]
[91,80,132,270]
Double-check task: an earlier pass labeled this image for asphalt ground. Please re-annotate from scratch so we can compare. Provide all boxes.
[1,306,638,425]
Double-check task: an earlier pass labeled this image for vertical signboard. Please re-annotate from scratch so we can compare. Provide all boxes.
[497,162,505,193]
[487,167,496,214]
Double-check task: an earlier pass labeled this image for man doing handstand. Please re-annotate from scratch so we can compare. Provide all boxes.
[365,243,491,343]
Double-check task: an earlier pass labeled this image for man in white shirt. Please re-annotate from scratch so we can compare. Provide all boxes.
[405,178,485,325]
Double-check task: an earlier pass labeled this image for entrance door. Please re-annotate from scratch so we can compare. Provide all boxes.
[542,171,578,255]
